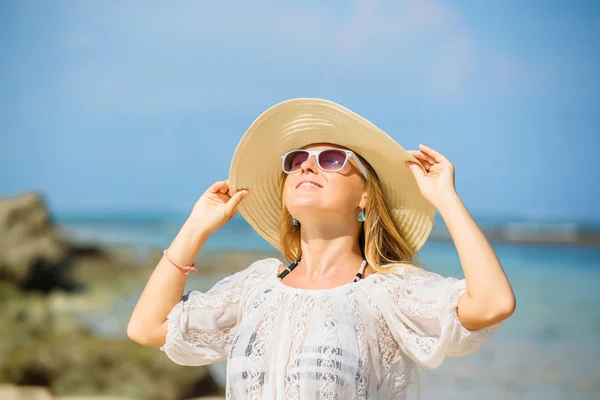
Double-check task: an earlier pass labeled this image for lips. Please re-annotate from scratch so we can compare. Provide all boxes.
[296,180,323,189]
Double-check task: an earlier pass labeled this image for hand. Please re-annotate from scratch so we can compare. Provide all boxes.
[187,179,248,235]
[405,144,457,209]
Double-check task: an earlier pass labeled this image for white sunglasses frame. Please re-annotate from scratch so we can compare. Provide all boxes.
[281,148,368,180]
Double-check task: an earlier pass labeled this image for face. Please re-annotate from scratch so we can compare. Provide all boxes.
[283,143,367,224]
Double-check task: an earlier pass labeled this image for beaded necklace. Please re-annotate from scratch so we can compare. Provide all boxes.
[278,259,368,283]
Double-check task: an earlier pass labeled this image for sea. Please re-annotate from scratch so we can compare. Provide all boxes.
[55,212,600,399]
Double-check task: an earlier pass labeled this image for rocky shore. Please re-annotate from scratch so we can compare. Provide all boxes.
[0,193,264,400]
[0,383,224,400]
[3,192,599,400]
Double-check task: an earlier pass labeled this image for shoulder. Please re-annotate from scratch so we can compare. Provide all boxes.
[242,258,289,287]
[208,257,280,289]
[211,258,281,297]
[373,263,451,288]
[244,257,282,277]
[373,263,465,303]
[376,262,431,279]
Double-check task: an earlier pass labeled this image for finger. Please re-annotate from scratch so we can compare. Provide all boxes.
[406,150,424,162]
[419,144,445,163]
[417,150,436,165]
[217,179,231,194]
[224,189,248,217]
[208,180,231,194]
[408,150,436,165]
[207,180,228,193]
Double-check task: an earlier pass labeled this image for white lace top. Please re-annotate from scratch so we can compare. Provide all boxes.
[160,258,502,399]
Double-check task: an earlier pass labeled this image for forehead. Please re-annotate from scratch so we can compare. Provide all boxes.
[300,143,349,151]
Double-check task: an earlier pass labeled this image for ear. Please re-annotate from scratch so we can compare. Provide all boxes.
[358,192,368,209]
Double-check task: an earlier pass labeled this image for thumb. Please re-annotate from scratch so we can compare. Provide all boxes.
[224,190,248,218]
[405,161,425,181]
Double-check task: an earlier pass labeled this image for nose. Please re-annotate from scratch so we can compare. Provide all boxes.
[300,154,319,175]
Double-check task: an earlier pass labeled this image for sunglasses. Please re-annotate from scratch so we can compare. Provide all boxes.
[281,148,368,180]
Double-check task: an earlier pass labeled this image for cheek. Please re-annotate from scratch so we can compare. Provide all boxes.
[327,177,363,208]
[282,178,294,204]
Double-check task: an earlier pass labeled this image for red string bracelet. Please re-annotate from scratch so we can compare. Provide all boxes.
[163,249,198,275]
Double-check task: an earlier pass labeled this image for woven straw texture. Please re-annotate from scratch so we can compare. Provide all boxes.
[229,98,435,254]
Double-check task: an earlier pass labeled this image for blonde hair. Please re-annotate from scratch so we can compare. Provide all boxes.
[278,152,426,273]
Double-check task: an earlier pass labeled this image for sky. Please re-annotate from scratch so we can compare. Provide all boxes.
[1,0,599,222]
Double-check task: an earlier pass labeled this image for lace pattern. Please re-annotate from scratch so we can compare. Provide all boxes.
[161,258,502,399]
[374,266,504,369]
[361,282,402,389]
[345,289,370,399]
[160,283,245,366]
[161,308,233,366]
[246,290,286,399]
[320,295,340,399]
[285,295,316,399]
[275,292,300,396]
[444,285,497,356]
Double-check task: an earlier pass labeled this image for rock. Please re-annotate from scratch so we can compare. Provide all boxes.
[0,384,224,400]
[184,398,225,400]
[0,383,53,400]
[1,329,221,400]
[54,397,135,400]
[0,193,72,290]
[0,193,223,399]
[0,193,150,293]
[54,397,134,400]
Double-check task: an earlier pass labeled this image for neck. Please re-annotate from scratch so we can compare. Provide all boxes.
[297,223,363,279]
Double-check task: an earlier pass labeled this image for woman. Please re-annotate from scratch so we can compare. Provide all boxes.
[128,98,515,399]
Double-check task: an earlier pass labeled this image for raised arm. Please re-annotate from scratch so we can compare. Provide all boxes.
[126,180,248,347]
[406,144,515,331]
[436,191,515,329]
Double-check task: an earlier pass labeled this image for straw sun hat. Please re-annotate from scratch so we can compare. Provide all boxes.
[228,98,436,254]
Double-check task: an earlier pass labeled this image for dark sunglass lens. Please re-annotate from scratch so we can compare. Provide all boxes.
[318,150,348,171]
[283,151,309,172]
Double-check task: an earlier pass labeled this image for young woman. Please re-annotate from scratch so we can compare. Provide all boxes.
[128,98,515,399]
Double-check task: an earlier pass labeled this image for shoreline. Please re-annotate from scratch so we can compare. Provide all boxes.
[429,226,600,247]
[2,193,599,400]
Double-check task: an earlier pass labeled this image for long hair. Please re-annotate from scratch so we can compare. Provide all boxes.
[277,152,426,273]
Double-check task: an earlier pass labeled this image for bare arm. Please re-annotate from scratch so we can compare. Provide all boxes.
[438,192,516,330]
[126,220,210,347]
[126,179,248,347]
[406,144,515,331]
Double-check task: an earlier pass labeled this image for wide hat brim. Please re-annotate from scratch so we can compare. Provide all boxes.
[228,98,436,255]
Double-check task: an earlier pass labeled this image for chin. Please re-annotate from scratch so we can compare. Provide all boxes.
[287,201,318,213]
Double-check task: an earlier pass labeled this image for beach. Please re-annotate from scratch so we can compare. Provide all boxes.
[1,193,599,399]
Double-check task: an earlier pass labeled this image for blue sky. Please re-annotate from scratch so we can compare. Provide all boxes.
[1,0,599,222]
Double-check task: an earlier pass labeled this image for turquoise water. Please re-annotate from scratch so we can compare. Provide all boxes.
[58,214,600,344]
[57,214,600,399]
[55,211,600,253]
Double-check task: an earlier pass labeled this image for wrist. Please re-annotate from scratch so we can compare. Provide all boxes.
[163,249,198,275]
[435,190,462,216]
[181,218,212,243]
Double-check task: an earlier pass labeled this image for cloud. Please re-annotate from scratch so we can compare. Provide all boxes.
[55,0,537,113]
[63,0,461,56]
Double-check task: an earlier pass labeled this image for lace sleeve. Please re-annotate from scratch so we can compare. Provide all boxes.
[160,258,276,366]
[371,266,503,369]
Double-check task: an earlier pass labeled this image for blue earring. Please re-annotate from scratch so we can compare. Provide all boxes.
[358,209,365,222]
[292,217,299,226]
